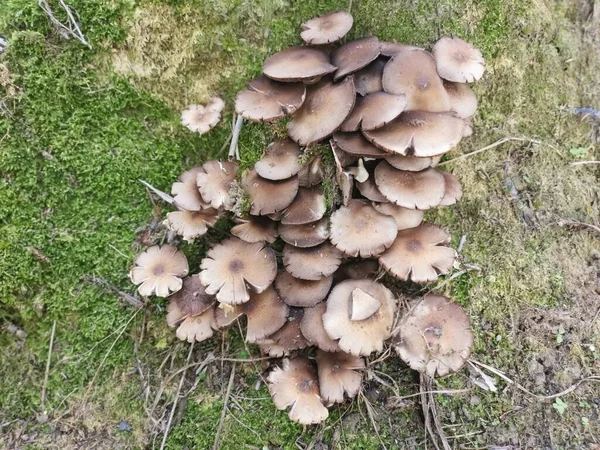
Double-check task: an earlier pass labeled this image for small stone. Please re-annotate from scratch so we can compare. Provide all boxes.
[470,395,481,406]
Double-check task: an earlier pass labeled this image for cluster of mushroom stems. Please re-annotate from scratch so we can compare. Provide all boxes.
[129,11,481,425]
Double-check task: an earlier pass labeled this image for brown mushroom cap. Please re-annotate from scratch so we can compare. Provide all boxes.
[439,171,463,206]
[274,270,333,307]
[196,160,238,210]
[382,49,450,112]
[433,37,484,83]
[282,242,343,280]
[165,209,219,242]
[316,350,365,404]
[353,58,386,96]
[171,167,211,211]
[373,202,424,230]
[378,222,456,283]
[329,200,398,257]
[322,279,396,356]
[169,275,216,317]
[356,175,388,203]
[288,77,356,146]
[384,153,442,172]
[238,286,289,343]
[263,46,337,82]
[256,337,288,357]
[280,187,326,225]
[199,237,277,304]
[379,41,422,57]
[214,303,244,329]
[298,154,324,187]
[333,259,380,284]
[130,245,189,297]
[444,80,478,118]
[332,131,389,157]
[300,303,340,352]
[341,91,407,132]
[254,139,303,181]
[241,169,299,216]
[267,356,329,425]
[267,307,308,353]
[230,215,278,244]
[174,306,218,343]
[331,36,380,81]
[364,111,465,157]
[374,162,446,210]
[235,76,306,122]
[300,11,353,44]
[394,294,473,377]
[278,217,330,248]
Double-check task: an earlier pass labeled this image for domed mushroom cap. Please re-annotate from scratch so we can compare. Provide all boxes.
[238,286,289,343]
[230,215,278,244]
[394,294,473,377]
[267,356,329,425]
[332,131,389,157]
[439,171,463,206]
[378,222,456,283]
[171,167,211,211]
[274,270,333,307]
[165,209,219,242]
[316,350,365,404]
[130,245,189,297]
[373,202,424,231]
[279,217,330,248]
[444,80,477,118]
[300,303,340,352]
[384,153,442,172]
[281,187,326,225]
[196,160,238,210]
[267,308,308,353]
[331,36,380,81]
[341,91,407,132]
[235,76,306,123]
[241,169,299,216]
[379,41,422,57]
[433,37,484,83]
[382,49,450,112]
[254,139,303,181]
[330,200,398,257]
[263,46,336,82]
[282,242,343,281]
[181,104,221,134]
[169,275,216,317]
[300,11,353,44]
[356,175,388,203]
[354,58,386,96]
[287,77,356,146]
[375,162,446,210]
[323,279,396,356]
[199,237,277,304]
[364,111,465,157]
[174,306,218,343]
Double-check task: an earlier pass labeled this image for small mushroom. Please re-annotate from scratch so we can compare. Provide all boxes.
[394,294,473,377]
[282,242,343,280]
[281,187,326,225]
[300,11,354,44]
[384,153,442,172]
[167,302,218,343]
[263,46,336,82]
[274,270,333,307]
[278,217,330,248]
[235,76,306,122]
[199,237,277,304]
[165,209,220,242]
[169,274,216,317]
[196,160,238,210]
[432,37,484,83]
[341,91,407,132]
[171,167,211,211]
[129,245,189,297]
[181,104,221,134]
[332,131,389,157]
[439,171,463,206]
[329,200,398,257]
[254,139,303,181]
[206,97,225,113]
[331,36,380,81]
[347,158,369,183]
[356,175,389,203]
[300,303,340,352]
[378,222,456,283]
[238,286,289,343]
[266,308,309,353]
[444,80,478,118]
[230,215,278,244]
[316,350,365,404]
[256,337,288,357]
[214,303,243,329]
[241,169,299,216]
[372,203,424,230]
[353,58,386,96]
[267,356,329,425]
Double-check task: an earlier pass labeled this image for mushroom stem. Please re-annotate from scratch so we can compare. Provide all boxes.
[229,115,244,160]
[139,179,174,204]
[347,158,369,183]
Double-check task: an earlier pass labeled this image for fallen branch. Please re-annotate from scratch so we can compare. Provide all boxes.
[38,0,91,49]
[40,320,57,412]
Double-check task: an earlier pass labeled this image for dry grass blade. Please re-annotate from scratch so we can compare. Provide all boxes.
[557,218,600,236]
[38,0,91,48]
[570,160,600,166]
[139,180,175,204]
[213,363,236,450]
[40,320,57,412]
[83,275,144,308]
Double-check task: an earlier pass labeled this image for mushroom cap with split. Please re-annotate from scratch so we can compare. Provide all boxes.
[316,350,365,404]
[300,11,353,44]
[282,242,343,280]
[263,46,337,82]
[433,37,484,83]
[331,36,380,81]
[373,202,424,230]
[171,167,211,211]
[278,217,330,248]
[341,91,407,132]
[196,160,238,210]
[130,245,189,297]
[169,274,216,317]
[280,187,326,225]
[235,76,306,122]
[230,215,278,244]
[274,270,333,307]
[254,139,303,181]
[165,209,219,242]
[241,169,299,216]
[300,303,340,352]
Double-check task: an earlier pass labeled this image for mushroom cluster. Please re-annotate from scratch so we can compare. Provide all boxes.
[129,11,482,425]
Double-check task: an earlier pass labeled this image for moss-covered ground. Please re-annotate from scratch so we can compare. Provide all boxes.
[1,0,599,448]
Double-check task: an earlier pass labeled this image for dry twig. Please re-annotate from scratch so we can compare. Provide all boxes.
[438,137,552,166]
[570,160,600,166]
[83,275,144,308]
[213,363,236,450]
[139,180,175,204]
[38,0,91,48]
[557,218,600,236]
[40,320,57,412]
[228,115,244,160]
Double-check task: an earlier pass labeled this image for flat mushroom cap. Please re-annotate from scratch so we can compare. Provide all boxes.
[241,169,299,216]
[332,131,389,157]
[353,58,386,96]
[433,37,484,83]
[322,279,396,356]
[171,167,211,211]
[364,111,464,157]
[330,200,398,257]
[214,304,244,329]
[181,104,220,134]
[384,153,442,172]
[331,36,380,81]
[439,171,463,206]
[316,350,365,404]
[287,77,356,146]
[375,162,446,210]
[281,187,326,225]
[300,303,340,352]
[300,11,353,44]
[382,49,450,112]
[230,215,278,244]
[274,270,333,307]
[341,91,407,132]
[394,294,473,377]
[267,357,329,425]
[254,139,303,181]
[130,245,189,297]
[239,286,289,343]
[199,237,277,304]
[282,242,343,280]
[444,80,478,118]
[278,217,330,248]
[235,76,306,122]
[356,175,389,203]
[267,308,308,352]
[379,222,456,283]
[373,202,424,230]
[169,275,216,317]
[379,41,422,57]
[165,209,219,242]
[263,46,336,82]
[206,97,225,113]
[196,160,238,210]
[175,307,218,343]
